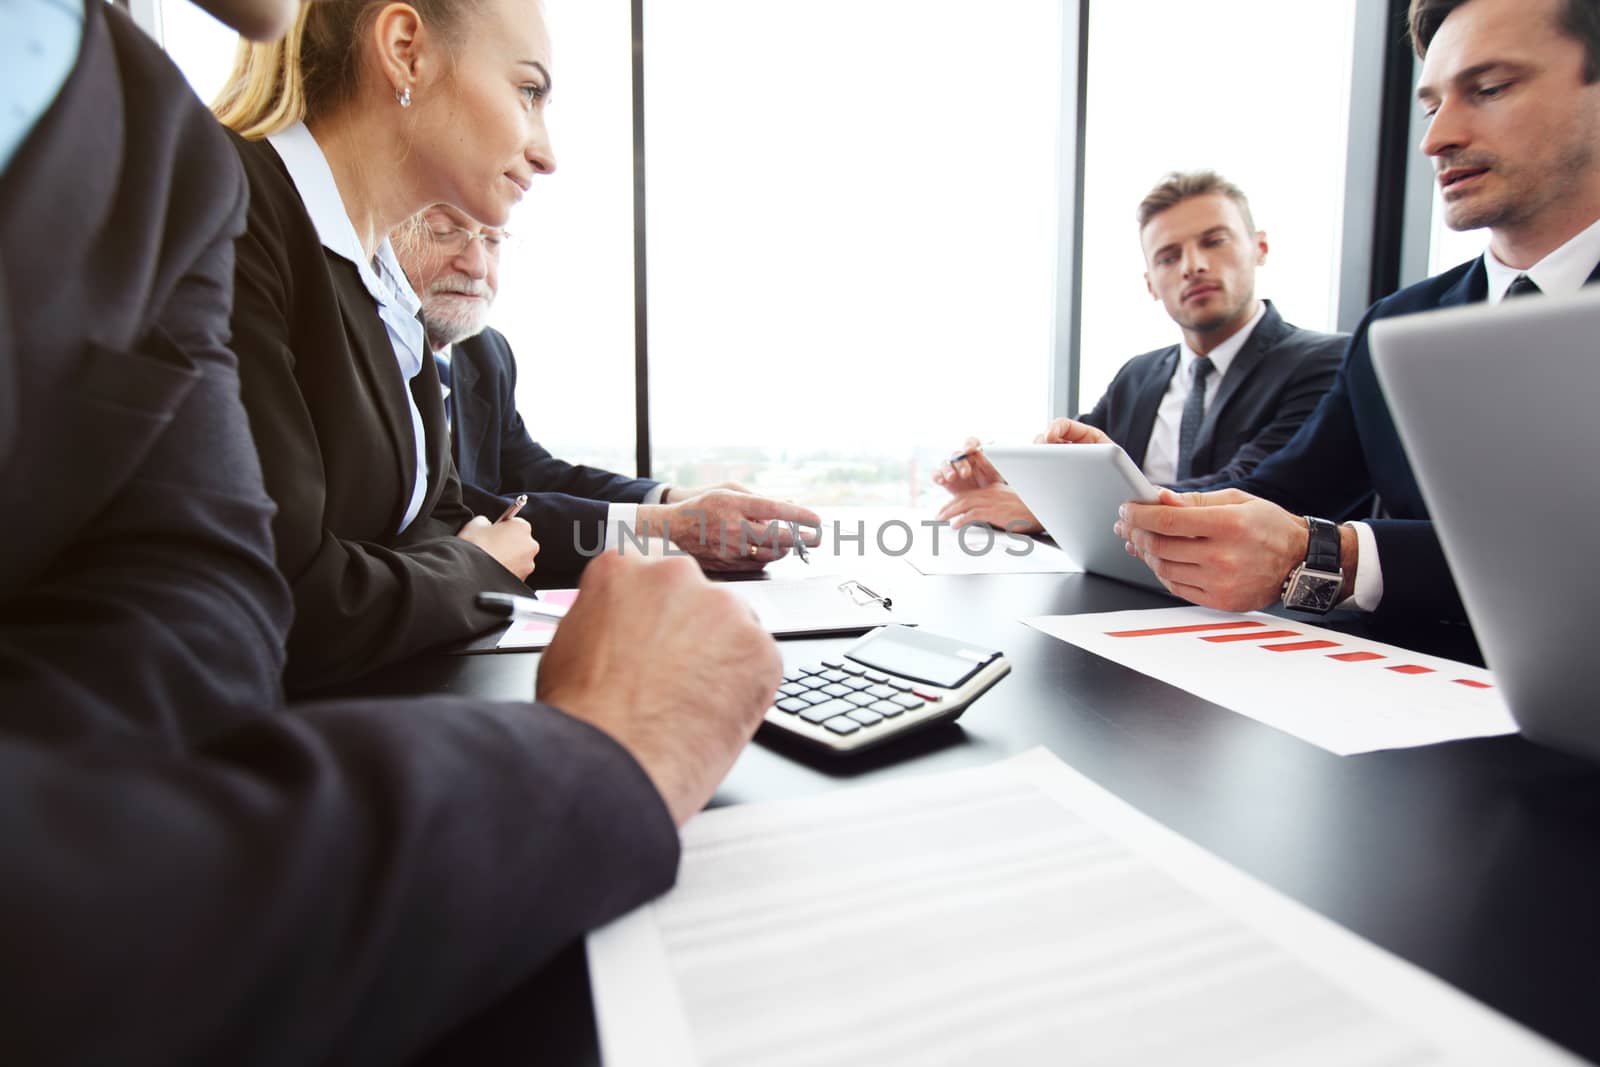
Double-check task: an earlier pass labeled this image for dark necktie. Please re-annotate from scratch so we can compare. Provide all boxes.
[1506,274,1542,299]
[1176,355,1214,482]
[434,352,453,430]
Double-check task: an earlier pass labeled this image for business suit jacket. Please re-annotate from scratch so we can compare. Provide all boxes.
[1079,301,1344,490]
[0,0,289,734]
[1232,258,1600,635]
[227,133,530,692]
[452,327,660,577]
[0,7,680,1065]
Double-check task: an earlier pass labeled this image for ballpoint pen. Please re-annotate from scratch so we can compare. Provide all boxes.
[947,440,996,466]
[495,494,529,523]
[839,580,892,610]
[791,521,810,564]
[476,591,569,621]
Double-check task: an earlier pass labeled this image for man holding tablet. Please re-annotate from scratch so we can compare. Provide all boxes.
[1114,0,1600,650]
[936,171,1344,533]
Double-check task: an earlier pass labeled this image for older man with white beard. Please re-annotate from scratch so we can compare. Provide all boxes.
[398,204,819,580]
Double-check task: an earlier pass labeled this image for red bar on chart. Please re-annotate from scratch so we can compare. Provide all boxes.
[1108,620,1268,639]
[1454,679,1493,690]
[1388,665,1435,676]
[1262,640,1341,653]
[1202,630,1301,643]
[1329,652,1385,663]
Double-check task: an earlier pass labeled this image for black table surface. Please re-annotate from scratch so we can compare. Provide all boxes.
[367,570,1600,1066]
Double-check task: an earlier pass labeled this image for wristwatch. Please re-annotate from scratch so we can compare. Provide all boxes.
[1281,516,1344,614]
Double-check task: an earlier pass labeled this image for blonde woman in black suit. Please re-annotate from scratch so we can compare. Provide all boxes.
[213,0,552,690]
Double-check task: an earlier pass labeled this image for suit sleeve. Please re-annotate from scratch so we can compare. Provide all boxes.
[1234,314,1466,626]
[520,492,614,581]
[1363,518,1466,624]
[0,697,679,1067]
[1075,381,1114,430]
[1233,336,1375,520]
[229,174,524,693]
[1169,334,1344,491]
[0,164,291,740]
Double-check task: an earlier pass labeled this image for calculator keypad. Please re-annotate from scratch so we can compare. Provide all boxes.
[770,660,941,745]
[800,699,856,724]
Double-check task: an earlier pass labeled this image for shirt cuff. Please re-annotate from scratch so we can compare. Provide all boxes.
[643,483,669,505]
[603,502,641,553]
[1346,521,1384,612]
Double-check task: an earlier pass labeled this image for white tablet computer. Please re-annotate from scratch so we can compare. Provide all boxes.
[984,443,1166,592]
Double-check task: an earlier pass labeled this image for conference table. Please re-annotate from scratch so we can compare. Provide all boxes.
[345,537,1600,1065]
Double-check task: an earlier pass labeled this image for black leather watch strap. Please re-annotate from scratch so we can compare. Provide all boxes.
[1304,517,1340,573]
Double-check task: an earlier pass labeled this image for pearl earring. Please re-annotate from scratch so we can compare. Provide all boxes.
[396,85,412,108]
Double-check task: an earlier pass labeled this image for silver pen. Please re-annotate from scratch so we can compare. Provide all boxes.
[475,591,569,621]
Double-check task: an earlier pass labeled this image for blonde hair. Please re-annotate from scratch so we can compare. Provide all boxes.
[213,1,479,140]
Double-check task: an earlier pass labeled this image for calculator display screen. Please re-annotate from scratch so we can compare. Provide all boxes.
[846,629,989,689]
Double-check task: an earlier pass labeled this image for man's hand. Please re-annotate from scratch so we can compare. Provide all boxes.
[935,484,1043,533]
[638,490,822,572]
[1113,488,1310,611]
[536,553,781,826]
[1037,418,1113,446]
[933,437,1003,494]
[457,514,539,580]
[662,481,751,503]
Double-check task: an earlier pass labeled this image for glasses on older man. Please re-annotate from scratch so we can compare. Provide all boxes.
[424,222,511,257]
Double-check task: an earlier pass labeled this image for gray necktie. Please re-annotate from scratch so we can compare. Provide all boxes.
[1506,274,1542,298]
[435,353,453,430]
[1176,355,1214,482]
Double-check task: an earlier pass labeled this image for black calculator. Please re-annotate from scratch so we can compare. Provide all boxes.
[762,626,1010,754]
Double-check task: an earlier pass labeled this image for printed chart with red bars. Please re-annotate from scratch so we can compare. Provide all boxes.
[494,589,580,651]
[1024,607,1516,755]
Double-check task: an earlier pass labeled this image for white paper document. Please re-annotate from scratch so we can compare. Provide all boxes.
[493,589,579,650]
[587,749,1574,1067]
[723,576,913,637]
[1025,607,1516,755]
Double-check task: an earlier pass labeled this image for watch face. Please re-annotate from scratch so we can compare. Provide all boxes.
[1287,571,1342,613]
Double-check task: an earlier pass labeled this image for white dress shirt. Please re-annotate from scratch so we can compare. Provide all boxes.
[1,0,83,174]
[434,344,667,549]
[268,122,431,534]
[1346,216,1600,611]
[1481,214,1600,302]
[1142,301,1268,485]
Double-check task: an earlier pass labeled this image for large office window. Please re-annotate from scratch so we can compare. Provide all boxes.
[157,0,236,102]
[643,1,1063,506]
[1428,196,1490,275]
[153,2,1389,497]
[490,1,638,475]
[1077,1,1360,413]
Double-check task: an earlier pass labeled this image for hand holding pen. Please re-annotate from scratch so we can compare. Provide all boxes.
[456,494,539,580]
[932,438,1002,494]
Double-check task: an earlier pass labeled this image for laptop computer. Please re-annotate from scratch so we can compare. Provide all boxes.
[1369,285,1600,764]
